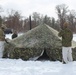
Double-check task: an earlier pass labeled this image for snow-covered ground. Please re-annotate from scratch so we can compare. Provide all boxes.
[0,33,76,75]
[73,34,76,42]
[0,59,76,75]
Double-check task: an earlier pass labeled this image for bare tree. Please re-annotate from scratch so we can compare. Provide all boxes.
[67,10,76,31]
[32,12,40,25]
[56,4,68,29]
[0,6,3,26]
[5,10,22,32]
[43,15,51,25]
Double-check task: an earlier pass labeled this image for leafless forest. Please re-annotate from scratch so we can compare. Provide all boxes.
[0,4,76,33]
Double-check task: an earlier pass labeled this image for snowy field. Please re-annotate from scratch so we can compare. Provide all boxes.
[0,33,76,75]
[0,59,76,75]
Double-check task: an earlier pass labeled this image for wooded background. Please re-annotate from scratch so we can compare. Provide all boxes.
[0,4,76,33]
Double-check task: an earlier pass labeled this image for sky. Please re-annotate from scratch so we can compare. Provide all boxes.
[0,0,76,19]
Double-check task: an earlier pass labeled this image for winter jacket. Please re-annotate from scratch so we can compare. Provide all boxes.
[58,28,73,47]
[0,28,5,41]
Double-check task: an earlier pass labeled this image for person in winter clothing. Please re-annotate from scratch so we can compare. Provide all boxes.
[0,25,6,58]
[12,30,18,39]
[58,22,73,64]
